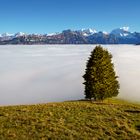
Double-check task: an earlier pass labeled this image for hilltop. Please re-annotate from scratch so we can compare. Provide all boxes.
[0,99,140,139]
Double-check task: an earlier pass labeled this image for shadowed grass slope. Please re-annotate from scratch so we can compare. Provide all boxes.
[0,99,140,139]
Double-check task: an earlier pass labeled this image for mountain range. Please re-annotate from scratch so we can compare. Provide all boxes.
[0,27,140,44]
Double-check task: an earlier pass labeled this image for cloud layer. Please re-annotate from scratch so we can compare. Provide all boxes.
[0,45,139,105]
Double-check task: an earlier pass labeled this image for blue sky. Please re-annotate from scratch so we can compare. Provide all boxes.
[0,0,140,34]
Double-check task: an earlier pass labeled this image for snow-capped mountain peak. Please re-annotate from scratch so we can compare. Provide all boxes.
[0,33,14,41]
[81,28,97,33]
[111,27,131,37]
[78,28,97,36]
[1,33,14,37]
[103,31,108,35]
[15,32,26,37]
[47,32,59,36]
[120,26,129,32]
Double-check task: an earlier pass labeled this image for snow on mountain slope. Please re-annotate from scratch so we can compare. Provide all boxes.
[15,32,26,37]
[78,28,97,36]
[0,27,140,44]
[47,32,59,36]
[111,27,131,37]
[1,33,14,37]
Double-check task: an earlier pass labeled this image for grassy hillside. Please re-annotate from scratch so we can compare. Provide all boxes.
[0,99,140,139]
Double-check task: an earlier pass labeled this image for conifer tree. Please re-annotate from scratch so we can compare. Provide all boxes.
[83,45,119,101]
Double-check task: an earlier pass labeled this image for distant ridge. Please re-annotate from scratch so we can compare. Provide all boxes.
[0,27,140,44]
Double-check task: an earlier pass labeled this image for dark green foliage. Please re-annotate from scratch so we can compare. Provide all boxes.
[83,45,119,101]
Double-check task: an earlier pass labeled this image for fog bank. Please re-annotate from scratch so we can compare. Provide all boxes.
[0,45,139,105]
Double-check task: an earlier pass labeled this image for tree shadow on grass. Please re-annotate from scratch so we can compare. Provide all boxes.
[64,99,119,106]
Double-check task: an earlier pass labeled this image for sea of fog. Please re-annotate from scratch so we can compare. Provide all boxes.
[0,44,140,105]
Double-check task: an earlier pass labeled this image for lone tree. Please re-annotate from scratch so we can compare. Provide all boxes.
[83,45,119,101]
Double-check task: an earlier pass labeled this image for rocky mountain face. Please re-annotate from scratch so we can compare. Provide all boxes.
[0,27,140,44]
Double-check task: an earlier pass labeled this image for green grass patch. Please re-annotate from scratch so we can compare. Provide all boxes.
[0,99,140,139]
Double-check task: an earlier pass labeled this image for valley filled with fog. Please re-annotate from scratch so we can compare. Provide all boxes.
[0,45,140,105]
